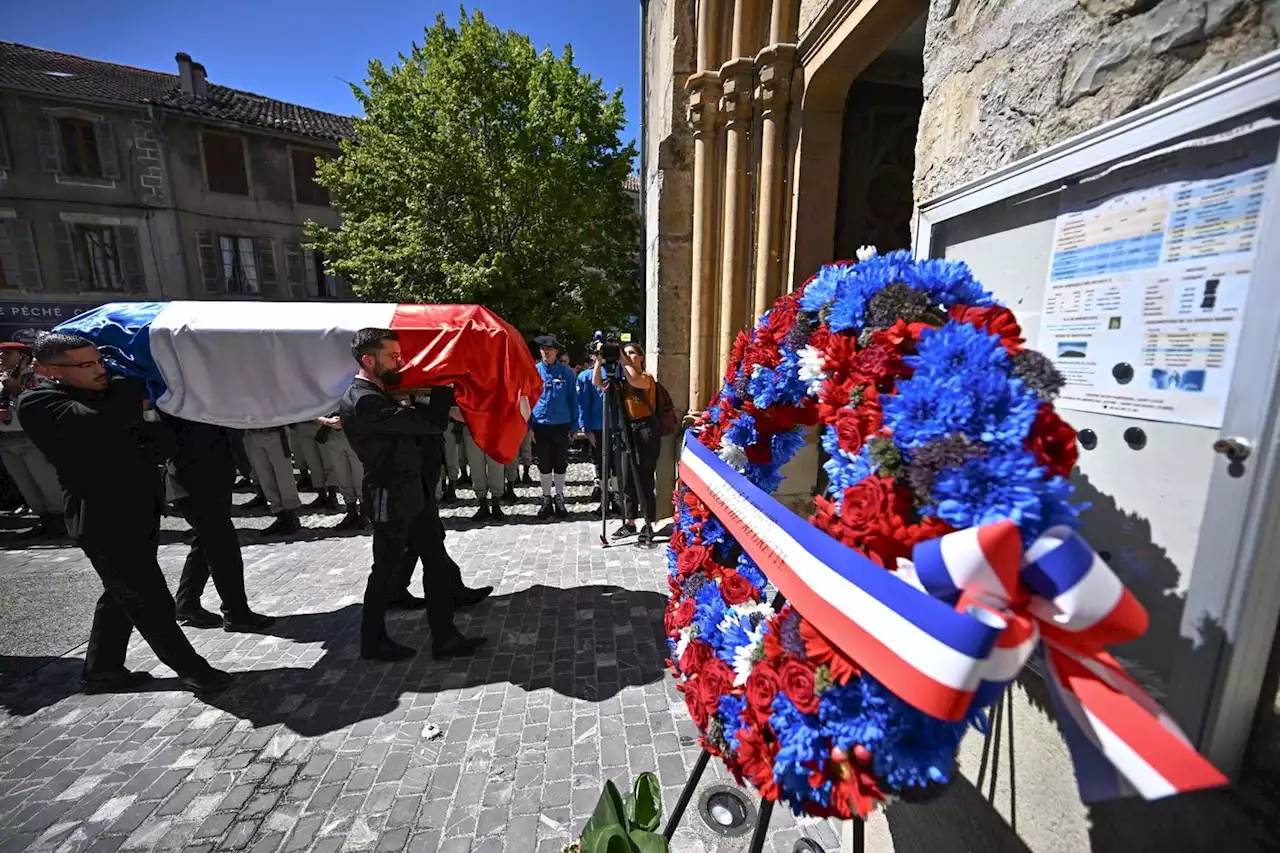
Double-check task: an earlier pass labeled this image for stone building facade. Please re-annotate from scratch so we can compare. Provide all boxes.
[0,42,354,341]
[642,0,1279,850]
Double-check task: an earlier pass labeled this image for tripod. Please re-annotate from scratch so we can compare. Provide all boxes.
[597,358,638,547]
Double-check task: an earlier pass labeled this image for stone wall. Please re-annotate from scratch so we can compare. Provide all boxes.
[915,0,1279,200]
[642,0,697,517]
[799,0,842,41]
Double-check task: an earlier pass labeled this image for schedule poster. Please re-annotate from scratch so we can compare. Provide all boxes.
[1038,128,1277,428]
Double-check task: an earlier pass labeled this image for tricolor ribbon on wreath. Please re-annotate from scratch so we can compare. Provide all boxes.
[677,431,1228,804]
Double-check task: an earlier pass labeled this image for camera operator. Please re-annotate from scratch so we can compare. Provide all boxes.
[593,342,659,546]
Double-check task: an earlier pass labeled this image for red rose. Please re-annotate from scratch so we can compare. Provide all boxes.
[680,639,713,675]
[808,324,831,353]
[735,724,781,800]
[823,333,858,380]
[767,296,798,340]
[833,407,865,454]
[669,527,687,552]
[840,475,895,532]
[699,658,736,712]
[720,570,757,606]
[682,683,709,728]
[779,660,820,714]
[676,544,710,579]
[1027,404,1078,478]
[745,662,782,720]
[672,598,696,630]
[950,305,1024,354]
[855,344,902,385]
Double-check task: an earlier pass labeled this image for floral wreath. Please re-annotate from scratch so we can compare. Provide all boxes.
[665,249,1082,819]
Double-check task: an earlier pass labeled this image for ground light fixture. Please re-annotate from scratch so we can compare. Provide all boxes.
[697,784,756,837]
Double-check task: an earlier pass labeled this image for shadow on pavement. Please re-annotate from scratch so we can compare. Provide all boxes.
[0,584,670,737]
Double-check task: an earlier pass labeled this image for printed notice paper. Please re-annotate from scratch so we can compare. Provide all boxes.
[1038,128,1277,427]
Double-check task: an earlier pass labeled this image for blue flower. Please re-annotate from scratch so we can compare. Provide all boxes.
[928,451,1081,543]
[724,412,760,450]
[719,694,748,750]
[770,693,834,813]
[713,609,752,667]
[692,583,727,640]
[900,258,993,309]
[736,553,767,591]
[772,428,808,467]
[884,323,1039,453]
[821,441,876,504]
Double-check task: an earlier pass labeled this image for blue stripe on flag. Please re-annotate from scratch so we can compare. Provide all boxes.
[683,434,998,661]
[55,302,169,401]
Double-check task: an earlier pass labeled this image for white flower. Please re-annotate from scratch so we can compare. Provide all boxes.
[856,245,878,262]
[674,627,693,663]
[798,344,827,395]
[718,436,747,472]
[717,604,773,687]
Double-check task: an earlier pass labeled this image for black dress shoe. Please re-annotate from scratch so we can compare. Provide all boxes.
[177,608,224,629]
[388,595,428,611]
[454,585,494,609]
[490,498,505,519]
[260,510,302,537]
[362,638,416,662]
[537,497,554,520]
[472,503,491,522]
[590,485,602,502]
[223,611,276,632]
[520,469,536,486]
[81,670,155,694]
[431,633,488,660]
[242,494,269,511]
[638,524,655,547]
[334,510,365,531]
[180,668,234,695]
[553,497,568,519]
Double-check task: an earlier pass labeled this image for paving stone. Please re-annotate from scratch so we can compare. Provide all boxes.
[0,467,837,852]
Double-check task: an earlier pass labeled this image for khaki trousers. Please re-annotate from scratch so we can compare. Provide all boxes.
[243,429,301,513]
[289,423,327,489]
[319,428,363,505]
[463,428,504,500]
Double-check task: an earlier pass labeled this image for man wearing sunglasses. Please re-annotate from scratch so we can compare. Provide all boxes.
[18,332,232,695]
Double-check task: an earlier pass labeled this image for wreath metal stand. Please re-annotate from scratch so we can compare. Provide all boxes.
[659,748,865,852]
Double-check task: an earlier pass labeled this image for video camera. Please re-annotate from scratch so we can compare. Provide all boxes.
[587,330,632,364]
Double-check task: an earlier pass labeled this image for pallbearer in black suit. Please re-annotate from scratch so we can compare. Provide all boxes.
[19,333,232,695]
[166,414,276,632]
[339,328,488,662]
[392,395,493,612]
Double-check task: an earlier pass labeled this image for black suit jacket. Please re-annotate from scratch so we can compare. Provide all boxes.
[163,415,236,507]
[339,378,451,523]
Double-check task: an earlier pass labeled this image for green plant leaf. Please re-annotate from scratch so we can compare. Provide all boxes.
[628,829,670,853]
[581,779,627,841]
[630,772,663,833]
[583,825,631,853]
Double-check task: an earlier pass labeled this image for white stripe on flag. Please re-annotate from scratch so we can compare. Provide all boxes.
[682,448,986,693]
[939,526,1007,601]
[1079,705,1177,799]
[151,301,398,428]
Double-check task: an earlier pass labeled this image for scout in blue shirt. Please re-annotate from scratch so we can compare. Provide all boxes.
[576,363,607,503]
[531,334,577,519]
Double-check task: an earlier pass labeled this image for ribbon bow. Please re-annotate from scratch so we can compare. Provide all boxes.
[676,432,1227,804]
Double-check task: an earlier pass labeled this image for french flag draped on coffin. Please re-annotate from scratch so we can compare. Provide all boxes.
[54,301,543,464]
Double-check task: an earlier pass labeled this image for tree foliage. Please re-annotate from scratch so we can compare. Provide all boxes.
[307,8,639,353]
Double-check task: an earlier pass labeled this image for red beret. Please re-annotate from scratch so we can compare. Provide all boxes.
[0,342,31,352]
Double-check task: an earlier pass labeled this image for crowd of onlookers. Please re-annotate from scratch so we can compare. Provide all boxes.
[0,340,657,543]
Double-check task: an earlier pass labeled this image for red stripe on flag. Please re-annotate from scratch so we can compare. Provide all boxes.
[1048,648,1227,795]
[679,459,974,722]
[976,520,1022,597]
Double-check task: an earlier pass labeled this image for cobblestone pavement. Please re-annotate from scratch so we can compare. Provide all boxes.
[0,464,841,853]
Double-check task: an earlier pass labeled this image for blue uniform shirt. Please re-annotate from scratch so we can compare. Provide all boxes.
[576,368,604,431]
[532,361,577,426]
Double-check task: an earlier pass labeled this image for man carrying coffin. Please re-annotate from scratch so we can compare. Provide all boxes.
[340,328,488,662]
[19,332,232,694]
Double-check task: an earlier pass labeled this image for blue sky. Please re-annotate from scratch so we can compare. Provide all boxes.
[2,0,642,150]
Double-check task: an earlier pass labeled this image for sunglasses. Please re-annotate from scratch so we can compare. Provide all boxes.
[46,357,105,370]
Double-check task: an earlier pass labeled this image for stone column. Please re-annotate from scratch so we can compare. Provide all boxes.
[685,69,723,418]
[751,41,797,319]
[715,54,756,376]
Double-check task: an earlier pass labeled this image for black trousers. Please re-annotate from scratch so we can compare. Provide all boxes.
[621,419,660,524]
[77,503,210,680]
[173,496,250,618]
[230,432,254,481]
[369,511,457,647]
[532,423,571,475]
[396,511,464,599]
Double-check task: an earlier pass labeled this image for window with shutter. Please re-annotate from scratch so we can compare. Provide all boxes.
[0,221,18,289]
[0,111,11,172]
[256,237,278,297]
[202,132,249,195]
[302,248,318,298]
[284,239,305,298]
[58,118,103,179]
[10,221,42,291]
[53,222,81,289]
[37,116,62,174]
[115,226,144,292]
[95,120,120,181]
[195,231,221,293]
[290,149,329,206]
[70,225,123,291]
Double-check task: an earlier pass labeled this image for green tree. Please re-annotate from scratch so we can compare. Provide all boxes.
[307,8,639,354]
